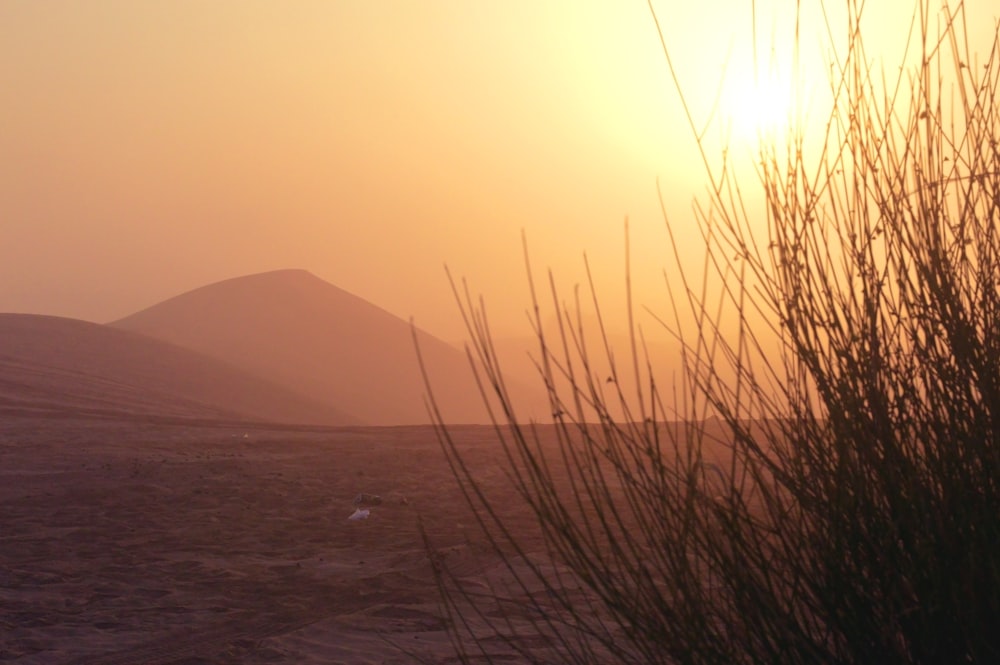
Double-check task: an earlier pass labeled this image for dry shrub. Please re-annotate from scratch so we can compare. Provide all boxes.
[419,1,1000,662]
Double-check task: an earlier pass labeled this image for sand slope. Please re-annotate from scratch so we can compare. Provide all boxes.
[112,269,499,426]
[0,314,357,426]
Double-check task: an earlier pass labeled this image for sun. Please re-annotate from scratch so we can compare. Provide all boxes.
[722,66,800,147]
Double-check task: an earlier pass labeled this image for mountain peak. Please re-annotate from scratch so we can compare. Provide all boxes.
[111,270,492,425]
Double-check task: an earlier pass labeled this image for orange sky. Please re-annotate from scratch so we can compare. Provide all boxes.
[2,1,997,343]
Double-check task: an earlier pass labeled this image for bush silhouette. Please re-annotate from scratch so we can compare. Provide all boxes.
[419,1,1000,662]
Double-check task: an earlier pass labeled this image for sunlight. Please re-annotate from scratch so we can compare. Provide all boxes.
[716,56,807,154]
[729,68,797,142]
[705,0,820,154]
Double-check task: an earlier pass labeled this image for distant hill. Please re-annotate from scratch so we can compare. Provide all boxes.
[0,313,358,425]
[111,269,509,425]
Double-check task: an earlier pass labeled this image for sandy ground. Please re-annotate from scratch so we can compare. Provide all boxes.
[0,417,522,664]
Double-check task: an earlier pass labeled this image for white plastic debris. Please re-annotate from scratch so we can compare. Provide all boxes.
[348,507,370,521]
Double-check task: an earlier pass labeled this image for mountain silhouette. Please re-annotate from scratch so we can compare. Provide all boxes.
[111,269,498,425]
[0,313,357,425]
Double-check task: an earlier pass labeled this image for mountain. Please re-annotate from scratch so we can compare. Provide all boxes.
[0,313,358,425]
[111,269,504,425]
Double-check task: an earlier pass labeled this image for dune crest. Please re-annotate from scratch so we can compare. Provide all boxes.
[0,313,357,425]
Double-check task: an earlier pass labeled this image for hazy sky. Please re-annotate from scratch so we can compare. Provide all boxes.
[2,1,997,342]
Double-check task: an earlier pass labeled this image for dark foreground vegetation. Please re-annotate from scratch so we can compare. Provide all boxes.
[421,1,1000,662]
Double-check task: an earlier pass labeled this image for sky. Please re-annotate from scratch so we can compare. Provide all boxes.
[2,1,998,343]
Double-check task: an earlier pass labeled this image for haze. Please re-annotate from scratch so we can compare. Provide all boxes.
[2,1,996,342]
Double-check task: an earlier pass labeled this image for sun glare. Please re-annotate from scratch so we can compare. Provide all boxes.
[723,66,801,147]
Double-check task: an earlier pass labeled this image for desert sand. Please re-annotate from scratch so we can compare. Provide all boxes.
[0,271,570,664]
[1,415,529,664]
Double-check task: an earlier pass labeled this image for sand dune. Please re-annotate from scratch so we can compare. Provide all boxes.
[0,314,357,426]
[0,274,568,662]
[112,269,536,426]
